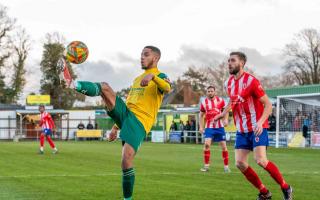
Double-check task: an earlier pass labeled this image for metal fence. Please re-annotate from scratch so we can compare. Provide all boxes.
[164,131,315,148]
[0,117,106,140]
[0,115,317,148]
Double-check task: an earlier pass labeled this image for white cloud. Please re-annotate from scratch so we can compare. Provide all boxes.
[2,0,320,105]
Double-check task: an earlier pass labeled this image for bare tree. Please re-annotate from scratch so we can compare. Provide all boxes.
[284,28,320,85]
[205,62,229,96]
[45,32,66,45]
[0,5,15,63]
[0,4,15,101]
[182,66,208,94]
[205,62,259,95]
[9,28,31,102]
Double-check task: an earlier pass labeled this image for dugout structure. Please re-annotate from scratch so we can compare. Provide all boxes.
[275,93,320,148]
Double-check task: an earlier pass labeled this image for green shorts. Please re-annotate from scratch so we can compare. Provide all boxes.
[107,96,146,153]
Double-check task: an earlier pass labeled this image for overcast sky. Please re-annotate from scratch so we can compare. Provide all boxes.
[2,0,320,105]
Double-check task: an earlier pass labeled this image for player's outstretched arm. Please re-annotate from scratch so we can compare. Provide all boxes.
[222,110,229,126]
[199,112,205,134]
[214,101,232,121]
[152,75,171,93]
[254,95,272,135]
[48,114,55,129]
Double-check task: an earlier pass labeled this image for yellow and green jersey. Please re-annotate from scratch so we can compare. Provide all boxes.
[126,67,171,133]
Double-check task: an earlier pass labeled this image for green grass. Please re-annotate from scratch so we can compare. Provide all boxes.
[0,141,319,200]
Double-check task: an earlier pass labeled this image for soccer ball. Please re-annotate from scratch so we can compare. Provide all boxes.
[65,41,89,64]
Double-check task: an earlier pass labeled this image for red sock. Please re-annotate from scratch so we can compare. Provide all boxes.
[222,150,229,166]
[242,166,268,194]
[40,134,45,147]
[46,136,55,148]
[204,150,210,165]
[264,161,289,189]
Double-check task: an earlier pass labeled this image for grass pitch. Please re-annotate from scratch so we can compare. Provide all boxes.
[0,141,319,200]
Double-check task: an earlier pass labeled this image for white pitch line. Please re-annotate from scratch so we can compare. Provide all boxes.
[0,171,318,179]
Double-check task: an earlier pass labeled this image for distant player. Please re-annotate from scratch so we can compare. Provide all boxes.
[39,105,58,154]
[215,52,293,200]
[199,86,230,173]
[71,46,171,200]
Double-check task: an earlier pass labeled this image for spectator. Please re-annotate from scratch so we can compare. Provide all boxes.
[302,114,311,146]
[312,110,319,132]
[179,120,184,132]
[170,121,177,131]
[179,120,185,143]
[268,114,276,132]
[77,121,85,130]
[190,119,197,143]
[87,119,94,130]
[191,119,196,131]
[184,121,191,131]
[293,113,302,131]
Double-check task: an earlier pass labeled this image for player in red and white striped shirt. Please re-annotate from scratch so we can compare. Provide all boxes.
[199,86,230,173]
[215,52,292,200]
[39,105,58,154]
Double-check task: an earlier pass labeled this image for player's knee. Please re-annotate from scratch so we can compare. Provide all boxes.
[121,159,129,169]
[204,143,210,150]
[121,151,134,169]
[236,160,248,171]
[255,158,268,167]
[221,144,227,151]
[121,156,133,169]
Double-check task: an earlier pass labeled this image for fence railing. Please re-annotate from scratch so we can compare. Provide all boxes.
[0,127,318,148]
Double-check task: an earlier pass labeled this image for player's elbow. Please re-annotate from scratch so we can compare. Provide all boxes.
[162,85,171,93]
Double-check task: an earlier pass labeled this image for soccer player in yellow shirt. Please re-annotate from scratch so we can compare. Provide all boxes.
[73,46,171,200]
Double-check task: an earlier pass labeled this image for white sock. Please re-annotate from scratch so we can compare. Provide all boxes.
[40,147,44,151]
[54,147,58,151]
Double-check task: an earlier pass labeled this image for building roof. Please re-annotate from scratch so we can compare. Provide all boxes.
[265,84,320,98]
[0,104,24,110]
[16,109,69,115]
[159,107,199,114]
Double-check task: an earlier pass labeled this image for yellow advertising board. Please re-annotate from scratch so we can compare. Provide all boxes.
[76,130,102,138]
[26,95,51,105]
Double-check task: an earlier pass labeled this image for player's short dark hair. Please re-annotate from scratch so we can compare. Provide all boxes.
[207,85,215,90]
[39,105,45,108]
[230,51,247,64]
[144,46,161,58]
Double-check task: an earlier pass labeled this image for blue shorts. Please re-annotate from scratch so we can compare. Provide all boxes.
[235,129,269,151]
[42,128,52,136]
[204,127,226,142]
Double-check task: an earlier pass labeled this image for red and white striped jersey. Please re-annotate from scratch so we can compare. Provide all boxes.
[200,96,226,128]
[39,112,55,130]
[225,72,269,133]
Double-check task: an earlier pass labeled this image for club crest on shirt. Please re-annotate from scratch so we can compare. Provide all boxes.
[242,83,247,89]
[255,137,260,142]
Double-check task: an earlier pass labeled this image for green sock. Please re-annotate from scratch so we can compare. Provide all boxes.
[122,168,135,199]
[74,81,101,96]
